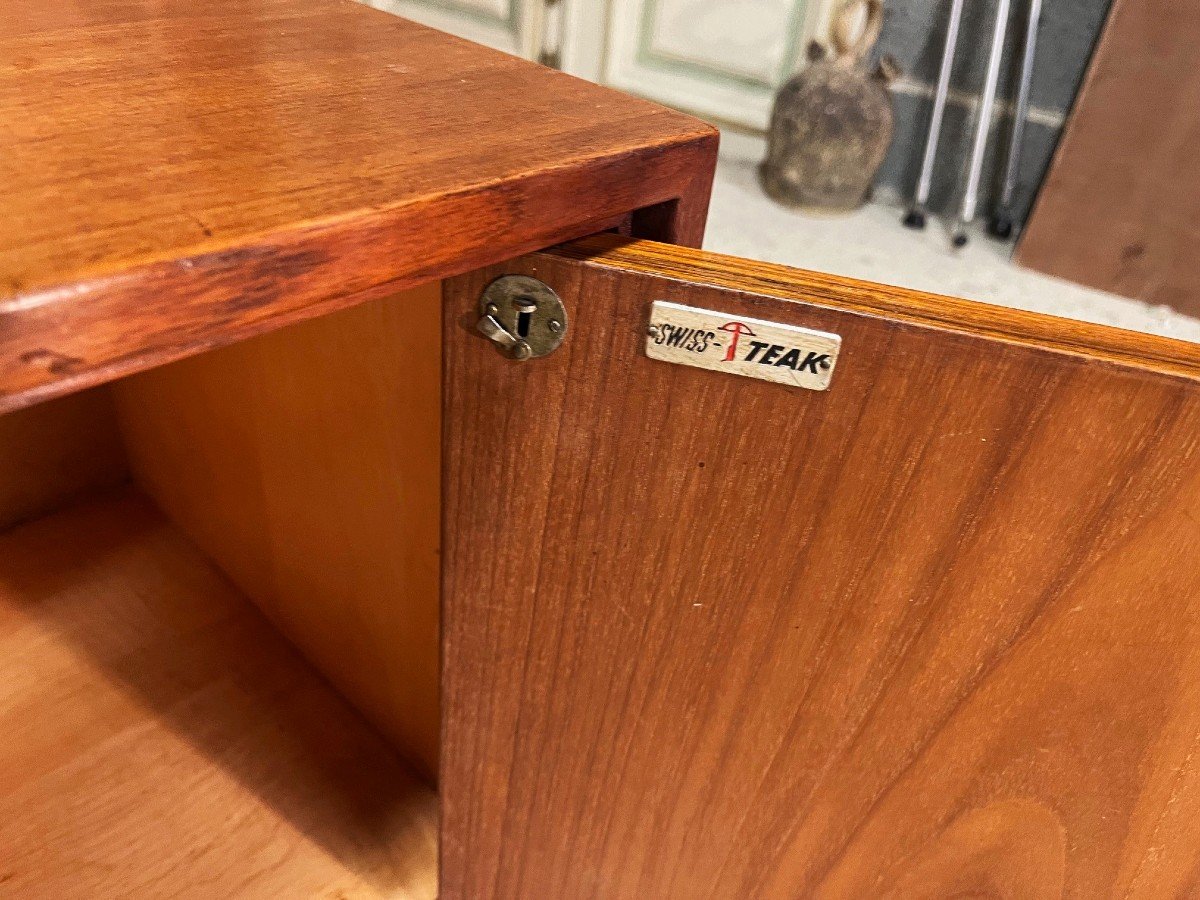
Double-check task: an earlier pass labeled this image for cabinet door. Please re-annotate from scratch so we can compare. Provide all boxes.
[441,234,1200,898]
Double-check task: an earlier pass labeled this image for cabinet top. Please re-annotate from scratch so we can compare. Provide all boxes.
[0,0,717,411]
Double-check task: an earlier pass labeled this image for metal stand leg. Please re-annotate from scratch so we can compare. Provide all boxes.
[953,0,1012,247]
[989,0,1042,239]
[903,0,966,229]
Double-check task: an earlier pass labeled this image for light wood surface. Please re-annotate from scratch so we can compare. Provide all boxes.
[1016,0,1200,315]
[441,235,1200,897]
[114,282,442,779]
[0,0,716,412]
[0,387,126,530]
[0,490,437,898]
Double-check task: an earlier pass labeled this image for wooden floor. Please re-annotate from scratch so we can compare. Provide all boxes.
[0,490,437,898]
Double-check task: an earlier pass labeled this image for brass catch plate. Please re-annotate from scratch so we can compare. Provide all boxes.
[476,275,567,360]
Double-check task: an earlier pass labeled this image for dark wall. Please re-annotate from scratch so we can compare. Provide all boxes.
[871,0,1112,225]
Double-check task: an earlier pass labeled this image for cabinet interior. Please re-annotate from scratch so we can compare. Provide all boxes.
[0,281,443,897]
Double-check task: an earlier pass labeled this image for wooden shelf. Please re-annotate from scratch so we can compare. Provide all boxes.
[0,490,437,898]
[0,0,716,412]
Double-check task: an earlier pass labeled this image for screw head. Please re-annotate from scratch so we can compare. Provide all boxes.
[548,319,562,334]
[820,357,832,371]
[647,324,661,339]
[485,303,499,316]
[511,341,533,361]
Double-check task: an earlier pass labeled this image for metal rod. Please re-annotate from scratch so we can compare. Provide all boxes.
[903,0,965,229]
[990,0,1042,238]
[953,0,1012,246]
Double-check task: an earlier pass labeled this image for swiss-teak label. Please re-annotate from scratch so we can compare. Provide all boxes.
[645,301,841,391]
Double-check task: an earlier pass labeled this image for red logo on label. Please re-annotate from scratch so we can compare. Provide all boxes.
[718,322,756,362]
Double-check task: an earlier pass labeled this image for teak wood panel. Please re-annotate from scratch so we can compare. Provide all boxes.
[114,282,441,778]
[0,0,716,412]
[0,491,437,898]
[442,236,1200,898]
[1016,0,1200,315]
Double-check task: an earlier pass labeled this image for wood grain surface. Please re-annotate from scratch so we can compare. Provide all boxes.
[442,236,1200,897]
[1016,0,1200,315]
[114,281,442,779]
[0,387,126,530]
[0,490,437,898]
[555,236,1200,380]
[0,0,716,412]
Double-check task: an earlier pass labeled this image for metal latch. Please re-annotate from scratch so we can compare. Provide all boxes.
[476,275,567,360]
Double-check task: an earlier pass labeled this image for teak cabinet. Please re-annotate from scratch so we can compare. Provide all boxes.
[4,2,1200,898]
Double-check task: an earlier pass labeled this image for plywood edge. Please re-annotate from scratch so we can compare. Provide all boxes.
[552,235,1200,382]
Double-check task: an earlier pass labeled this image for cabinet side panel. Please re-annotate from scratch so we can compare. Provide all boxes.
[442,251,1200,898]
[113,282,441,779]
